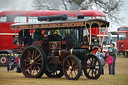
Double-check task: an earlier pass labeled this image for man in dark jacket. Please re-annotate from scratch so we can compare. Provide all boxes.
[18,30,24,47]
[107,43,117,75]
[25,29,33,46]
[33,29,44,41]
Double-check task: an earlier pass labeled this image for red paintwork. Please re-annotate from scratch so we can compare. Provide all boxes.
[80,10,107,37]
[88,27,108,37]
[117,31,127,33]
[0,22,19,50]
[0,10,78,17]
[117,27,128,52]
[80,10,106,18]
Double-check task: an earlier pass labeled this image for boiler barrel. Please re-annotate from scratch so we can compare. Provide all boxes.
[53,49,87,59]
[38,14,68,21]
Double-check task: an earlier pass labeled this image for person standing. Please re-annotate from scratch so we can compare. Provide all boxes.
[18,30,24,47]
[96,47,105,75]
[24,29,32,46]
[107,43,116,75]
[105,54,113,74]
[7,54,16,72]
[33,29,44,41]
[15,55,21,73]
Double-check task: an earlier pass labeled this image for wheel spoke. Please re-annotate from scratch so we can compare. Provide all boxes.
[30,65,32,75]
[72,59,76,66]
[34,49,37,59]
[36,64,40,71]
[92,69,93,77]
[74,64,78,68]
[95,61,99,66]
[91,57,94,66]
[34,66,39,74]
[73,70,77,76]
[34,54,41,61]
[27,51,32,59]
[94,60,97,67]
[25,63,31,66]
[88,58,92,62]
[71,71,73,78]
[66,64,70,67]
[87,59,91,67]
[33,67,35,76]
[35,62,42,65]
[66,69,70,71]
[55,71,57,75]
[68,71,72,77]
[71,58,73,65]
[27,55,31,61]
[73,67,78,73]
[25,65,32,71]
[23,59,30,62]
[67,60,71,66]
[87,69,91,74]
[93,69,96,76]
[36,58,42,62]
[32,50,34,60]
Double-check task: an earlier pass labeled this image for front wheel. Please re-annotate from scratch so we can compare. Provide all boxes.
[84,55,102,79]
[63,55,82,80]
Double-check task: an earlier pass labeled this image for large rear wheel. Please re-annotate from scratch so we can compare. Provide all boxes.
[21,46,46,78]
[63,55,82,80]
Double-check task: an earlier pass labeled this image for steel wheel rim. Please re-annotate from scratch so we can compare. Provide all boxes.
[85,56,101,79]
[21,46,44,78]
[63,56,81,80]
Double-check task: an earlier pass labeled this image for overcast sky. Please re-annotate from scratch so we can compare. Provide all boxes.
[120,0,128,29]
[0,0,128,32]
[111,0,128,31]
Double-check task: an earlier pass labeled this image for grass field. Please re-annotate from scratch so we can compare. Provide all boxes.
[0,55,128,85]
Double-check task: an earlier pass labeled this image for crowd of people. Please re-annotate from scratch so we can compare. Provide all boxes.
[96,43,116,75]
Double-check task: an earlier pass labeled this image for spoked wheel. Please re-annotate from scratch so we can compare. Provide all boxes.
[45,64,64,78]
[84,55,102,79]
[63,55,82,80]
[21,46,46,78]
